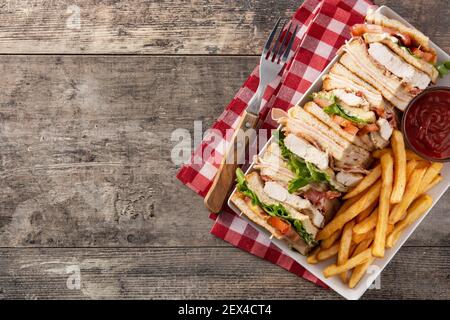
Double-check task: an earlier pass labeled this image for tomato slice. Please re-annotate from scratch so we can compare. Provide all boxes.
[372,106,385,117]
[393,32,412,47]
[343,123,359,136]
[351,24,413,48]
[412,47,437,64]
[332,115,359,135]
[267,217,291,235]
[332,115,350,126]
[351,24,383,36]
[358,123,379,136]
[313,97,333,108]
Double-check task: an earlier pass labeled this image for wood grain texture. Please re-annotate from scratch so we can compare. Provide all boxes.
[0,0,449,300]
[0,247,449,299]
[204,111,259,213]
[0,55,257,247]
[0,0,446,54]
[0,55,448,248]
[0,0,298,54]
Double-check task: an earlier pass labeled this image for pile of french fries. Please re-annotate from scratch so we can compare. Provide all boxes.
[307,130,443,289]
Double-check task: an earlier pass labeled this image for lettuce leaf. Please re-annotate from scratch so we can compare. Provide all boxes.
[293,220,316,247]
[235,168,317,246]
[276,131,331,193]
[436,61,450,78]
[323,103,367,125]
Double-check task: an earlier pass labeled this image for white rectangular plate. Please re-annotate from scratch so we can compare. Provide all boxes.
[227,5,450,300]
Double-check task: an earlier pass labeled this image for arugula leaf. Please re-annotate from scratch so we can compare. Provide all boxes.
[436,61,450,78]
[235,168,316,245]
[323,103,367,125]
[276,131,330,194]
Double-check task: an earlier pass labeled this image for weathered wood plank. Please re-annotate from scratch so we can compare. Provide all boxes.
[0,55,256,247]
[0,0,298,54]
[0,55,448,247]
[0,0,448,54]
[0,247,449,299]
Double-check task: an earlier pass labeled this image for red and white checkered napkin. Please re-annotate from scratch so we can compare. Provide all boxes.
[177,0,374,288]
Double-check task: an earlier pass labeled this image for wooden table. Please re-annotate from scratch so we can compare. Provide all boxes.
[0,0,448,300]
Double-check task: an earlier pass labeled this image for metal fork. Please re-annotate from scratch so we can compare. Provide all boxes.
[204,19,298,213]
[246,19,298,116]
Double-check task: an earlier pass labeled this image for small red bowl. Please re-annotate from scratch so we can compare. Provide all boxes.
[401,86,450,163]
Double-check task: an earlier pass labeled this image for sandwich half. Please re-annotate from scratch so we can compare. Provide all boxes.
[254,130,352,193]
[231,169,320,255]
[276,105,372,169]
[230,9,439,257]
[324,62,384,109]
[342,38,414,111]
[351,8,438,82]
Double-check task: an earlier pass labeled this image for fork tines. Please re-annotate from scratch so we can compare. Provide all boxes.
[263,18,298,64]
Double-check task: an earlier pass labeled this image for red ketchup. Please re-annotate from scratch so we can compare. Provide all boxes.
[403,89,450,160]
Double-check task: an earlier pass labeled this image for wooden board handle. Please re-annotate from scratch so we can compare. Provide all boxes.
[204,111,260,213]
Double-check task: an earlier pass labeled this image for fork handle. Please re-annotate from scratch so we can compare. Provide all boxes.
[204,111,260,213]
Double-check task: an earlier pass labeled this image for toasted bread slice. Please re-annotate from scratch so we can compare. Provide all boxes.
[326,63,383,108]
[344,38,414,99]
[231,192,313,255]
[365,8,434,54]
[288,106,371,167]
[367,42,431,90]
[340,45,411,111]
[363,33,438,82]
[303,101,373,151]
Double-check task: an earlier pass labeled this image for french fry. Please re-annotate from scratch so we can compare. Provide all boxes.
[422,174,443,194]
[348,243,358,257]
[415,160,431,169]
[353,207,378,235]
[354,224,393,244]
[343,165,381,199]
[405,159,417,180]
[336,193,362,216]
[316,243,339,261]
[338,220,355,283]
[353,229,374,244]
[306,247,320,264]
[356,202,377,223]
[405,149,426,161]
[389,167,427,224]
[321,229,341,250]
[320,195,363,249]
[386,195,433,248]
[374,149,425,161]
[372,148,391,159]
[323,248,372,278]
[385,231,401,249]
[404,195,433,225]
[390,130,406,204]
[416,162,444,196]
[349,256,376,289]
[351,238,372,257]
[317,181,382,240]
[398,210,408,222]
[373,153,394,258]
